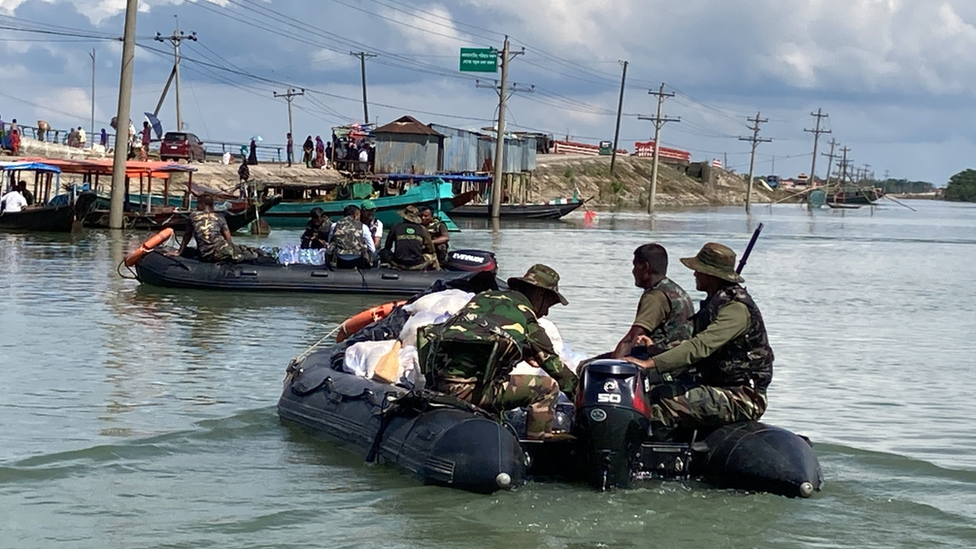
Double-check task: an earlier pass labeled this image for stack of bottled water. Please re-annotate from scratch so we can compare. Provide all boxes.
[273,245,326,266]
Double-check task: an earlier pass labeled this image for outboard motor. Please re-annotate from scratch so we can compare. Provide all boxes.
[575,360,652,490]
[445,249,497,273]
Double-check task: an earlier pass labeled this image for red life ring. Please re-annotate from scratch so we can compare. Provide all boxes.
[336,300,406,342]
[124,228,174,267]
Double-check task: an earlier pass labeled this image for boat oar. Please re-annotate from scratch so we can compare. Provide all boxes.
[372,340,403,384]
[736,222,764,274]
[882,193,917,212]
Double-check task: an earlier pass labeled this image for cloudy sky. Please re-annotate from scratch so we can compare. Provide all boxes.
[1,0,975,184]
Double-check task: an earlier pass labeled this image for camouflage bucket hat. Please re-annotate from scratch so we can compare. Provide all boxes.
[680,242,744,283]
[507,264,569,306]
[399,205,422,224]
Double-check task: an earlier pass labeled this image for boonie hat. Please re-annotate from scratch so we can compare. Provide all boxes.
[398,205,422,224]
[507,264,569,306]
[680,242,744,283]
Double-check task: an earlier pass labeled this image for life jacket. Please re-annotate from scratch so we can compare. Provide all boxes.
[692,285,774,391]
[645,277,695,353]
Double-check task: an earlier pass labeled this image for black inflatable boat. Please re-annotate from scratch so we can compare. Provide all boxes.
[277,281,823,497]
[132,249,497,295]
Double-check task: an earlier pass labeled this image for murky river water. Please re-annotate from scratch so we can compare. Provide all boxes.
[2,200,975,548]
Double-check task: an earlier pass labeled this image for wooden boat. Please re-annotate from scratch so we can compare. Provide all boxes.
[450,199,586,220]
[262,179,474,228]
[0,161,98,232]
[0,192,97,232]
[83,195,282,233]
[825,185,882,206]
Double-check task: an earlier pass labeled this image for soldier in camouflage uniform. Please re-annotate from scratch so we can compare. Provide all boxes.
[624,243,774,439]
[177,193,266,263]
[612,243,694,359]
[327,204,375,268]
[419,206,450,267]
[419,264,578,439]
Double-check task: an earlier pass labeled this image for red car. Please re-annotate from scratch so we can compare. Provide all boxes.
[160,132,206,162]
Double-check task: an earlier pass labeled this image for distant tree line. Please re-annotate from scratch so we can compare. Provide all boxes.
[868,178,936,194]
[945,169,976,202]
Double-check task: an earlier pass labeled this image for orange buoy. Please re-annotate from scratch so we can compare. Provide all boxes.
[336,300,407,342]
[124,228,174,267]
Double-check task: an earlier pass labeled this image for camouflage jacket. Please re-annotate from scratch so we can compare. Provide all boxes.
[693,285,774,391]
[329,216,367,255]
[646,277,695,353]
[420,290,578,393]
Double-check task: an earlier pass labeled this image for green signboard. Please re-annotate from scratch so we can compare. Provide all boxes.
[459,47,498,73]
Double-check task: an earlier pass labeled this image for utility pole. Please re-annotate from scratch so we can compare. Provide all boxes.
[838,146,851,183]
[110,0,138,230]
[273,87,305,142]
[155,19,196,132]
[609,60,628,176]
[820,138,838,188]
[637,83,679,213]
[738,112,771,213]
[89,48,96,147]
[350,51,377,125]
[476,36,528,219]
[805,108,830,185]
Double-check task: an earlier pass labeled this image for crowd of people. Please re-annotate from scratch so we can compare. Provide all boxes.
[300,202,449,270]
[418,242,774,441]
[286,132,374,173]
[173,193,450,272]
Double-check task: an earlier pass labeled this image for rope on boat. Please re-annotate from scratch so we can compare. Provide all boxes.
[116,259,138,279]
[293,323,343,364]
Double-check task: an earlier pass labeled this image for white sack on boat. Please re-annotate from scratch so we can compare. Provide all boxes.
[343,340,397,378]
[403,289,474,317]
[399,310,451,348]
[343,340,420,387]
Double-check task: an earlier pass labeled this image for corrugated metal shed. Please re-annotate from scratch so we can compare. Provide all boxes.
[373,134,440,174]
[430,124,480,173]
[522,137,537,171]
[374,116,442,174]
[428,123,537,174]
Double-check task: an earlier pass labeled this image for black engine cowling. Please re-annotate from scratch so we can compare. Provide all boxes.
[574,360,652,490]
[445,249,497,273]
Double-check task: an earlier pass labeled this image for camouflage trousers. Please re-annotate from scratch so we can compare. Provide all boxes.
[435,375,560,439]
[209,244,270,264]
[646,382,767,438]
[380,251,440,271]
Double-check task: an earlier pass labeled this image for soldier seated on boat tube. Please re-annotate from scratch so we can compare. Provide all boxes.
[176,193,272,264]
[300,207,331,250]
[325,204,376,268]
[622,243,774,441]
[380,205,439,270]
[417,264,578,440]
[419,206,450,267]
[611,243,695,359]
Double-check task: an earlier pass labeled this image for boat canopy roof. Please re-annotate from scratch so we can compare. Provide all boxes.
[18,158,196,178]
[0,161,61,173]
